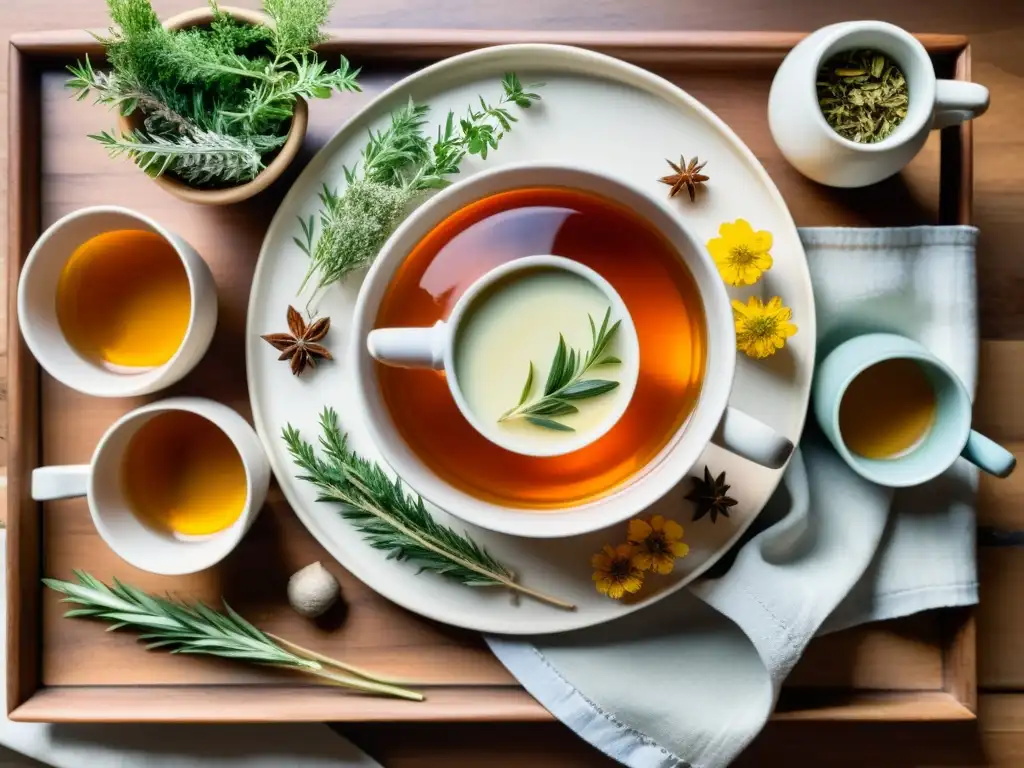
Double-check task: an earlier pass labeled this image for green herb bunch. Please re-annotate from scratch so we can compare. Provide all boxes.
[68,0,361,187]
[294,73,542,298]
[499,308,622,432]
[816,49,908,144]
[283,408,574,609]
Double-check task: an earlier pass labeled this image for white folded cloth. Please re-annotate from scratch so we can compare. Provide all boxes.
[0,532,380,768]
[487,226,981,768]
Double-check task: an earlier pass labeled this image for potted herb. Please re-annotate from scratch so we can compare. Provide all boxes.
[68,0,360,205]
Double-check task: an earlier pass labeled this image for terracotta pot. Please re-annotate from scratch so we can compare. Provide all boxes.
[117,5,309,206]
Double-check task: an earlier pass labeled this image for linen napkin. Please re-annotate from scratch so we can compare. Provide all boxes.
[0,531,381,768]
[487,225,981,768]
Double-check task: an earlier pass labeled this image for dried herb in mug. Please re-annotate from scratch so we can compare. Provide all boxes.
[816,49,909,143]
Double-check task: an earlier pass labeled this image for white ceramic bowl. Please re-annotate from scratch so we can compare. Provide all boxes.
[17,206,217,397]
[352,163,792,538]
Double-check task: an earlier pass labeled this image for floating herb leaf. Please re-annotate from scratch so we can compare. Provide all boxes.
[499,308,622,432]
[816,49,908,144]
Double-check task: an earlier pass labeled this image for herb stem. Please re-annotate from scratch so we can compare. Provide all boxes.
[336,472,576,611]
[265,631,417,686]
[288,665,425,701]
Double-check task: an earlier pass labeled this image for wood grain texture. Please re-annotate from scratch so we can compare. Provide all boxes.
[4,31,971,727]
[0,0,1022,763]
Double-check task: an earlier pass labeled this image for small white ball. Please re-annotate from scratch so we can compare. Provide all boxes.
[287,561,341,618]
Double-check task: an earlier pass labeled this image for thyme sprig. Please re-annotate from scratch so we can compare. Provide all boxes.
[499,308,622,432]
[44,570,424,701]
[294,73,542,298]
[283,408,575,610]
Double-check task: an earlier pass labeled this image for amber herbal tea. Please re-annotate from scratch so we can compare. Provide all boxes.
[56,229,191,369]
[839,358,937,459]
[122,411,247,537]
[374,186,707,509]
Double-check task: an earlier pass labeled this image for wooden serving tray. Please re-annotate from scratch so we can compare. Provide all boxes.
[7,29,976,723]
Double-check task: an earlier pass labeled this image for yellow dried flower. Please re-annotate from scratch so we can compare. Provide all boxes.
[627,515,690,574]
[732,296,798,359]
[591,544,644,599]
[707,219,773,286]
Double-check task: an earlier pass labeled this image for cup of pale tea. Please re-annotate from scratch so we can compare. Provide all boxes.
[30,397,270,575]
[814,333,1015,486]
[368,254,641,458]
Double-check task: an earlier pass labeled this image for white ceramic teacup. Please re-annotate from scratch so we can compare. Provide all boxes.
[30,398,270,575]
[17,206,218,397]
[769,21,989,187]
[367,255,641,458]
[352,163,795,539]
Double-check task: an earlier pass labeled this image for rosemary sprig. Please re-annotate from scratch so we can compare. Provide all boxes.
[294,73,542,299]
[499,308,622,432]
[43,570,424,701]
[282,408,575,610]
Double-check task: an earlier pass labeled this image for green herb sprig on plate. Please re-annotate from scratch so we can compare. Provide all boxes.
[294,73,542,299]
[44,570,424,701]
[68,0,361,186]
[499,308,622,432]
[283,408,575,610]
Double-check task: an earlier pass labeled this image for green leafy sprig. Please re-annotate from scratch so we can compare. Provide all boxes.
[44,570,424,701]
[67,0,361,187]
[283,408,575,610]
[499,308,622,432]
[294,73,542,298]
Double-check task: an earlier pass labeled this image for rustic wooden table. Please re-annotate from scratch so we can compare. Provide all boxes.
[2,1,1022,766]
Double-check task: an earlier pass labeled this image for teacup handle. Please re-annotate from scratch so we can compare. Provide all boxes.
[933,80,990,130]
[367,321,448,370]
[962,430,1017,478]
[32,465,90,501]
[713,407,794,470]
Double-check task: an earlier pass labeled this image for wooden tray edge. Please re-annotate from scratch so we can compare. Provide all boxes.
[5,29,977,724]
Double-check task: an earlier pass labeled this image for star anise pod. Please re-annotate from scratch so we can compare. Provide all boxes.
[685,465,736,523]
[261,305,332,376]
[658,155,709,202]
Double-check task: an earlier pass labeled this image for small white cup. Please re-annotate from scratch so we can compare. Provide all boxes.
[367,255,641,457]
[769,21,989,187]
[18,206,218,397]
[30,398,270,575]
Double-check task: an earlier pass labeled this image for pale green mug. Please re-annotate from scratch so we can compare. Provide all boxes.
[813,333,1015,487]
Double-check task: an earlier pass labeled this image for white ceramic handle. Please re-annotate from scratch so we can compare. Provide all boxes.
[933,80,990,129]
[713,407,793,470]
[367,321,447,370]
[32,465,90,501]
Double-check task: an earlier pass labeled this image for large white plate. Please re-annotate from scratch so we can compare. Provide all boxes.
[246,44,816,634]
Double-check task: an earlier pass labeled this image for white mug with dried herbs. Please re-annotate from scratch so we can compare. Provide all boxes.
[768,20,989,188]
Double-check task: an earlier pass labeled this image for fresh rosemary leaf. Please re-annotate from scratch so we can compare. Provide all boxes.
[44,570,424,700]
[559,379,619,399]
[283,408,575,610]
[295,74,542,298]
[526,416,574,432]
[522,399,578,417]
[544,335,569,396]
[499,308,623,431]
[516,361,534,407]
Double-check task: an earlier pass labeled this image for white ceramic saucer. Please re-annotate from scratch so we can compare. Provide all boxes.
[246,44,816,634]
